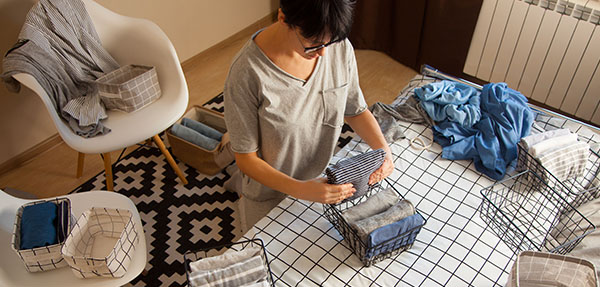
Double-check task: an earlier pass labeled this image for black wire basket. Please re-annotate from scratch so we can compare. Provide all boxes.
[183,238,275,287]
[517,144,600,210]
[480,170,596,255]
[323,179,426,267]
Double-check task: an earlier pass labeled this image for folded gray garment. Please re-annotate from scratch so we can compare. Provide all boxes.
[326,149,386,202]
[369,97,434,143]
[182,117,223,141]
[189,246,261,272]
[351,199,415,242]
[188,254,267,287]
[341,187,400,224]
[171,123,219,150]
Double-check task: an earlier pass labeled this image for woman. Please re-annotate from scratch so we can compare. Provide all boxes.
[224,0,393,231]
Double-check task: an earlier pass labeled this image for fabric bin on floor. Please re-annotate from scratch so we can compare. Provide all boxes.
[61,207,139,278]
[506,250,598,287]
[97,64,161,112]
[167,105,232,175]
[11,197,71,272]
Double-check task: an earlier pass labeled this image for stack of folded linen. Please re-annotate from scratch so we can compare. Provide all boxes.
[171,118,224,151]
[519,128,590,182]
[341,188,424,259]
[187,245,270,287]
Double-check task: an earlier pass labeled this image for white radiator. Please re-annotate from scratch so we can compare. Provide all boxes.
[464,0,600,125]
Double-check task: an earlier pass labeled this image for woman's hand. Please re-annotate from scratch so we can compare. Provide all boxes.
[292,178,356,204]
[368,153,394,185]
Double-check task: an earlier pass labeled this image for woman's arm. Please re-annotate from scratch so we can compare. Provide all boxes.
[345,109,394,184]
[234,152,355,204]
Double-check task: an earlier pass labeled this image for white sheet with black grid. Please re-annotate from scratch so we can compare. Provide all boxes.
[241,75,600,286]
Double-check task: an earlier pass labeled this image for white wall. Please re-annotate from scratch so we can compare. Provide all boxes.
[0,0,276,166]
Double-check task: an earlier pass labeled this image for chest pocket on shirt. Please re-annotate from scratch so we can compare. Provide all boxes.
[321,83,348,128]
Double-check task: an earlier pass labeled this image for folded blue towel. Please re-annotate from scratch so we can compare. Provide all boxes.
[365,213,424,259]
[20,202,58,249]
[181,117,223,141]
[57,201,69,243]
[171,123,220,150]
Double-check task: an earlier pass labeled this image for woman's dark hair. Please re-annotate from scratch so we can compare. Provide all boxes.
[280,0,355,43]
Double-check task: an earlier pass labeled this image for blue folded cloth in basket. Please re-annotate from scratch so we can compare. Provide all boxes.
[171,123,220,151]
[181,117,223,141]
[20,202,58,249]
[365,213,425,259]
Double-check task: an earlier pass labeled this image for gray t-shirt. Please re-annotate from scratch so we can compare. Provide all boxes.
[224,31,367,202]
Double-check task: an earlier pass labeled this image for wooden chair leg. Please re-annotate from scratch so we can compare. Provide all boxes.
[152,134,188,185]
[76,152,85,178]
[103,152,114,191]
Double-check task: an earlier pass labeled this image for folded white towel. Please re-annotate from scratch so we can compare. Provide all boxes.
[530,133,579,158]
[341,187,400,224]
[189,246,261,273]
[520,128,571,150]
[188,254,267,287]
[537,141,590,182]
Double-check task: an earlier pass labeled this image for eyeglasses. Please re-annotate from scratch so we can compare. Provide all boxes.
[294,29,340,54]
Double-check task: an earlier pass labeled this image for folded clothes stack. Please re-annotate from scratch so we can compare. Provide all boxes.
[19,201,69,250]
[341,188,424,259]
[171,118,224,151]
[519,128,589,182]
[188,246,269,287]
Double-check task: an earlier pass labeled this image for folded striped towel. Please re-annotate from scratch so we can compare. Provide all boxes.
[537,141,589,182]
[530,133,578,158]
[326,149,386,202]
[188,254,267,287]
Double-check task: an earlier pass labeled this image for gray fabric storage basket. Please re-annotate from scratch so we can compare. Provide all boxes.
[11,198,72,272]
[97,64,161,112]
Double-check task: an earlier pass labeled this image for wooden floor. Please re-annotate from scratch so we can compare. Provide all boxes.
[0,25,417,199]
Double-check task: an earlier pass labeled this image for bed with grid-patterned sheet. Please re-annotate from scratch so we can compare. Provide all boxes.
[241,75,600,286]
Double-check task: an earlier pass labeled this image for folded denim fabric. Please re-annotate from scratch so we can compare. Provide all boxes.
[188,254,267,287]
[365,213,425,259]
[182,117,223,141]
[352,199,415,242]
[171,123,219,151]
[341,187,400,224]
[326,149,386,202]
[56,201,70,243]
[189,246,262,273]
[20,202,58,249]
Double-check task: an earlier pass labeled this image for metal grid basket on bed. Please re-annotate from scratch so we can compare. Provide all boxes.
[517,144,600,210]
[480,170,596,255]
[183,238,275,287]
[323,180,427,267]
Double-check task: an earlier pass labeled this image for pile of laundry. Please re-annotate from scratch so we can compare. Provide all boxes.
[371,80,534,180]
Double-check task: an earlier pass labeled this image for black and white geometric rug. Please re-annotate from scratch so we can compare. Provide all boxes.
[71,93,355,286]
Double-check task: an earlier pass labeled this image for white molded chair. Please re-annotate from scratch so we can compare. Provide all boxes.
[12,0,189,190]
[0,189,147,286]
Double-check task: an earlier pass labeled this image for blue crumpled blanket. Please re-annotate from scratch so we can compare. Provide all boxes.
[432,82,534,180]
[414,80,481,128]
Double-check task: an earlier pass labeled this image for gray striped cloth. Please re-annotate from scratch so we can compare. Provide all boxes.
[326,149,386,202]
[537,141,589,182]
[188,255,268,287]
[1,0,119,137]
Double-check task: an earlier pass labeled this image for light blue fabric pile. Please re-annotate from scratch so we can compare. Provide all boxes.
[171,118,223,151]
